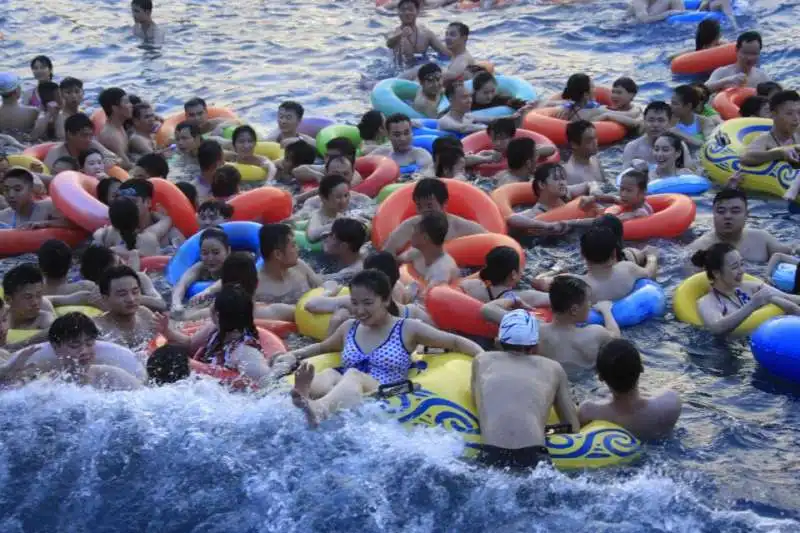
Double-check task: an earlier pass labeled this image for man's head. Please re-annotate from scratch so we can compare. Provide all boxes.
[64,113,95,153]
[48,312,99,369]
[386,113,413,153]
[37,239,73,281]
[259,223,298,267]
[712,187,748,237]
[284,140,317,172]
[98,88,132,121]
[325,218,367,258]
[0,72,22,101]
[739,95,769,118]
[129,152,169,180]
[174,121,202,154]
[487,118,516,153]
[757,81,782,99]
[278,101,304,135]
[498,309,538,353]
[643,101,672,139]
[411,211,448,250]
[735,31,762,71]
[413,178,448,214]
[325,137,357,164]
[566,120,598,156]
[324,155,355,183]
[197,199,233,229]
[98,265,142,317]
[445,22,469,52]
[596,338,643,394]
[211,165,241,199]
[2,263,44,322]
[671,85,700,120]
[417,63,443,98]
[132,103,156,133]
[183,97,208,126]
[117,178,154,221]
[198,140,224,174]
[147,344,191,385]
[80,245,118,283]
[59,77,84,110]
[131,0,153,23]
[506,137,537,174]
[580,226,618,266]
[2,168,36,211]
[398,0,420,25]
[611,77,638,109]
[319,174,351,213]
[769,90,800,134]
[445,82,472,113]
[549,275,591,323]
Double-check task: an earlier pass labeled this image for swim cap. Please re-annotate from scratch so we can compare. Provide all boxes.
[0,73,21,96]
[498,309,539,346]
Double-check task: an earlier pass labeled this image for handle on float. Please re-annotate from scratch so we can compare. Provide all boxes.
[375,380,418,399]
[545,423,573,435]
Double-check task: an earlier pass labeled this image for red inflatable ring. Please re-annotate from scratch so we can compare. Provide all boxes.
[0,227,87,257]
[352,155,400,198]
[671,42,736,75]
[461,129,559,177]
[229,187,292,224]
[712,87,757,121]
[605,193,696,241]
[490,181,598,225]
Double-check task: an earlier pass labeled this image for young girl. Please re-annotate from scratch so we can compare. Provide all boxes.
[80,148,109,179]
[286,269,483,427]
[610,169,653,221]
[357,110,387,155]
[171,228,231,316]
[459,245,550,306]
[93,197,172,258]
[306,174,354,242]
[24,55,54,108]
[556,73,604,122]
[230,125,277,180]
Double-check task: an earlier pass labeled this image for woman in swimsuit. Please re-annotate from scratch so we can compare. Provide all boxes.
[460,246,549,307]
[287,269,483,427]
[229,125,277,180]
[555,73,605,122]
[691,243,800,335]
[171,227,231,316]
[471,72,529,114]
[23,55,54,109]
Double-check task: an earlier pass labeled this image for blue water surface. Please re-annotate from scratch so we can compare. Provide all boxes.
[1,0,800,531]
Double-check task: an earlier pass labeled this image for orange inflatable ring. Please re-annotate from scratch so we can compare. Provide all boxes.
[461,129,559,177]
[352,156,401,198]
[425,285,552,338]
[371,180,506,250]
[0,226,87,257]
[140,255,171,272]
[605,193,696,241]
[671,43,736,75]
[90,109,107,136]
[50,172,199,236]
[490,181,597,224]
[107,166,129,180]
[712,87,757,121]
[523,87,626,145]
[24,142,128,179]
[228,187,292,224]
[154,107,238,148]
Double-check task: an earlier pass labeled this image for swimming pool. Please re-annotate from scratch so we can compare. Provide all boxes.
[1,0,800,531]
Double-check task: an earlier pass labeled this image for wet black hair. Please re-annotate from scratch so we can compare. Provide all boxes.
[132,103,152,121]
[769,90,800,112]
[655,132,686,169]
[48,312,99,346]
[147,344,190,385]
[350,269,399,316]
[65,113,93,135]
[210,284,259,354]
[580,226,618,264]
[52,156,79,171]
[231,125,257,146]
[597,338,643,393]
[176,181,198,209]
[690,242,736,281]
[448,21,469,38]
[259,223,293,260]
[532,163,566,197]
[325,137,357,163]
[119,177,154,200]
[487,117,516,139]
[739,95,768,118]
[200,227,230,249]
[363,251,400,287]
[97,264,141,296]
[278,100,304,120]
[644,101,673,120]
[3,263,44,298]
[398,0,420,8]
[416,211,449,246]
[506,137,536,171]
[549,275,590,314]
[98,87,127,117]
[413,178,448,206]
[221,252,258,296]
[435,146,464,178]
[566,120,595,146]
[756,81,783,98]
[331,218,367,253]
[444,81,465,101]
[418,63,442,82]
[79,245,116,283]
[357,110,384,141]
[713,187,747,206]
[37,239,73,280]
[385,113,411,130]
[479,246,520,285]
[593,214,625,263]
[695,18,721,51]
[284,140,317,167]
[431,136,462,160]
[562,73,592,102]
[736,30,762,50]
[78,148,103,169]
[59,77,83,92]
[135,153,169,179]
[472,71,496,93]
[30,55,54,78]
[108,197,140,251]
[619,168,649,192]
[37,81,60,106]
[211,166,241,198]
[132,0,153,12]
[198,140,224,172]
[319,174,349,199]
[197,199,234,219]
[691,83,712,107]
[674,85,700,109]
[612,77,638,95]
[183,97,207,112]
[175,120,201,139]
[4,167,35,185]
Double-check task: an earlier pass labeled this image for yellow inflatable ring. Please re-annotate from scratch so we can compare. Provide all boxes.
[701,118,798,202]
[8,154,50,175]
[294,287,350,340]
[290,352,643,470]
[228,162,267,182]
[673,273,782,335]
[7,305,104,345]
[254,141,283,161]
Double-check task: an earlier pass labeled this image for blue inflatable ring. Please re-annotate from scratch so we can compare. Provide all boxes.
[771,263,797,292]
[670,1,725,23]
[616,169,711,196]
[586,278,667,327]
[165,221,264,298]
[371,78,448,120]
[751,316,800,383]
[400,163,420,174]
[461,76,537,121]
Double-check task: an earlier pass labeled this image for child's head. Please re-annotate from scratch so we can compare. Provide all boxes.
[324,154,355,183]
[231,125,258,156]
[487,118,516,153]
[472,71,498,106]
[756,81,782,99]
[596,338,643,394]
[30,55,53,82]
[130,152,169,180]
[566,120,598,156]
[198,140,224,174]
[131,0,154,23]
[580,226,618,265]
[618,169,648,208]
[221,252,259,296]
[548,275,591,322]
[611,77,638,109]
[147,344,190,385]
[37,239,73,281]
[479,246,521,287]
[357,110,385,142]
[326,218,367,258]
[435,146,465,178]
[695,18,721,50]
[98,87,132,121]
[197,199,234,229]
[2,168,36,211]
[671,85,700,120]
[363,251,400,287]
[284,140,317,172]
[739,95,770,118]
[2,263,44,321]
[108,197,141,250]
[259,223,297,267]
[79,148,105,177]
[319,174,351,213]
[653,132,685,170]
[175,121,201,154]
[532,163,567,199]
[80,245,118,283]
[211,165,241,199]
[97,177,122,206]
[506,137,536,173]
[413,178,448,214]
[417,63,443,98]
[411,211,448,249]
[277,101,304,135]
[176,181,198,210]
[52,156,80,174]
[38,81,61,109]
[325,137,357,164]
[562,73,593,104]
[200,227,231,274]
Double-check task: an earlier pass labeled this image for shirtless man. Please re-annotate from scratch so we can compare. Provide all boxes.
[472,309,580,469]
[382,178,486,255]
[97,87,135,170]
[437,83,486,134]
[0,168,69,230]
[686,188,796,263]
[129,103,157,156]
[494,138,536,186]
[579,338,681,441]
[43,113,118,169]
[578,226,658,302]
[707,32,771,93]
[183,97,237,137]
[740,90,800,176]
[37,239,96,297]
[324,218,367,280]
[371,113,434,174]
[387,0,449,75]
[132,0,165,44]
[593,77,642,131]
[443,22,475,84]
[481,275,619,372]
[265,101,315,148]
[413,63,444,119]
[3,263,56,350]
[0,72,39,138]
[59,77,84,118]
[399,211,460,288]
[622,101,694,170]
[564,120,606,184]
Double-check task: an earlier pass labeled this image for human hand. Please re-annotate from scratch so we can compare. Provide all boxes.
[546,221,569,235]
[593,300,614,314]
[151,312,170,336]
[6,345,41,371]
[727,170,744,189]
[401,26,413,37]
[631,159,648,173]
[578,195,597,210]
[780,146,800,164]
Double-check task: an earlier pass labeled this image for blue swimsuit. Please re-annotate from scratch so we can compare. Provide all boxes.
[341,319,412,385]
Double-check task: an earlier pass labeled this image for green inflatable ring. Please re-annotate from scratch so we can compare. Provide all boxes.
[375,183,410,204]
[294,229,323,252]
[316,124,362,157]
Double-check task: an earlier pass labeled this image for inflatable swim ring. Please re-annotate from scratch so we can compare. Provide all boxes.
[7,154,49,175]
[371,78,449,120]
[673,272,782,335]
[461,76,537,121]
[154,107,239,148]
[668,1,725,24]
[316,124,362,157]
[700,118,799,202]
[228,162,267,182]
[490,181,598,225]
[523,87,626,146]
[228,186,293,225]
[371,180,506,249]
[461,129,559,177]
[297,116,335,139]
[616,170,711,196]
[294,287,350,341]
[352,156,401,198]
[751,316,800,383]
[712,87,757,121]
[0,226,87,258]
[375,183,408,204]
[585,279,666,327]
[771,263,796,293]
[605,193,696,241]
[299,352,642,470]
[671,42,736,75]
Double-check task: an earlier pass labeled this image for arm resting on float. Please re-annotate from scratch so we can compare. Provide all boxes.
[171,263,203,310]
[406,320,483,357]
[700,298,761,335]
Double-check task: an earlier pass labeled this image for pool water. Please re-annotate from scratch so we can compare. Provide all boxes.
[2,0,800,531]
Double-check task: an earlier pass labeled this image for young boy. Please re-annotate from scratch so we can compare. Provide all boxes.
[37,239,95,297]
[97,87,134,170]
[563,120,606,184]
[2,263,55,349]
[324,218,367,279]
[59,77,84,118]
[494,137,536,186]
[579,338,682,441]
[413,63,444,119]
[371,113,434,174]
[609,169,653,220]
[0,168,68,229]
[593,77,642,131]
[400,211,460,288]
[387,0,449,76]
[132,0,165,43]
[210,165,241,202]
[472,309,580,469]
[266,101,315,148]
[195,139,225,202]
[670,84,717,148]
[197,199,234,229]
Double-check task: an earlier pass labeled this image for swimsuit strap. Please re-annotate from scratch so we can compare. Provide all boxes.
[712,287,747,317]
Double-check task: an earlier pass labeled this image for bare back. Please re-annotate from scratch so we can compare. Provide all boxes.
[538,322,612,371]
[579,391,681,441]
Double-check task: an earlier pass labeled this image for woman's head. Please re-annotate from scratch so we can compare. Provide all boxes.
[435,146,465,178]
[480,246,521,286]
[363,251,400,288]
[108,197,140,250]
[618,169,648,207]
[358,110,386,142]
[30,55,54,81]
[318,174,350,213]
[231,125,257,155]
[212,284,257,336]
[200,227,230,274]
[472,71,498,105]
[562,73,592,104]
[221,252,258,296]
[532,163,568,198]
[349,269,397,324]
[79,148,105,177]
[653,132,685,170]
[695,19,721,51]
[691,242,742,285]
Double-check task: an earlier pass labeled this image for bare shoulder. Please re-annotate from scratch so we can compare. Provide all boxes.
[89,364,143,391]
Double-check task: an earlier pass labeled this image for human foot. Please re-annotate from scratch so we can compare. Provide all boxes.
[291,363,319,428]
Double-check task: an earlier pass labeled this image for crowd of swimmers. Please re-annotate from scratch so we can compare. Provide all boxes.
[0,0,799,470]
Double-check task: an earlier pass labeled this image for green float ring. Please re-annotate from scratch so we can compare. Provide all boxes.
[316,124,362,157]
